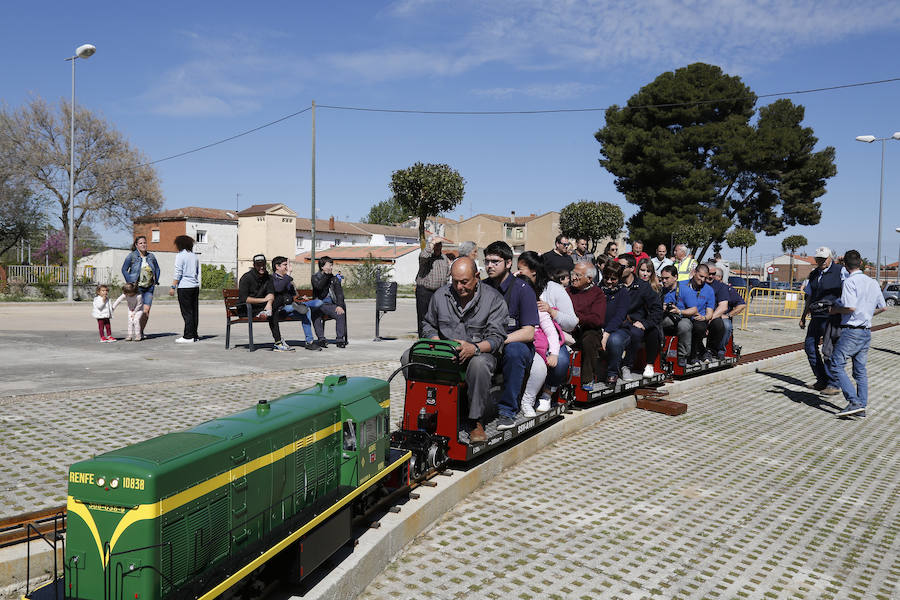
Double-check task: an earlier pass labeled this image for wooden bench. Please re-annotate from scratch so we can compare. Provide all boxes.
[222,288,331,351]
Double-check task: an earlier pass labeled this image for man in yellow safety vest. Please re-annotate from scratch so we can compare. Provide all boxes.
[674,244,697,282]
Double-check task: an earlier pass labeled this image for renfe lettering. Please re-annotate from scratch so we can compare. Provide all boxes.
[69,471,94,485]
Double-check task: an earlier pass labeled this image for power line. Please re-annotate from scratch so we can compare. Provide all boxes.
[141,106,312,167]
[318,76,900,115]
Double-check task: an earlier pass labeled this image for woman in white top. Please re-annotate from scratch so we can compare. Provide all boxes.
[518,251,577,409]
[168,235,201,343]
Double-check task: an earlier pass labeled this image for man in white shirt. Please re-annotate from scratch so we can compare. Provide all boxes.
[827,250,886,418]
[652,244,673,276]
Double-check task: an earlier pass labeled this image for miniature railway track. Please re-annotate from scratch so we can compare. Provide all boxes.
[0,506,66,548]
[738,321,897,364]
[7,323,898,553]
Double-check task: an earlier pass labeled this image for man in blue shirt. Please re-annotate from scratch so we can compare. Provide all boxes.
[484,241,538,430]
[706,263,747,359]
[800,246,844,392]
[676,264,716,366]
[828,250,886,418]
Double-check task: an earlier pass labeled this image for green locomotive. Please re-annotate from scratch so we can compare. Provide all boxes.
[42,375,410,600]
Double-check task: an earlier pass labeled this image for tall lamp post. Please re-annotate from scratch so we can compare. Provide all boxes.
[65,43,96,301]
[896,226,900,284]
[855,132,900,285]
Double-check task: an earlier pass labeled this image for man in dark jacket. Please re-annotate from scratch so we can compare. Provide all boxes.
[310,255,348,347]
[618,254,664,378]
[800,246,844,392]
[238,254,288,351]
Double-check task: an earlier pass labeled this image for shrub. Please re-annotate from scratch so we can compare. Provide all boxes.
[201,264,235,289]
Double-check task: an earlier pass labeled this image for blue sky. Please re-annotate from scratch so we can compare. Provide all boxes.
[4,1,900,265]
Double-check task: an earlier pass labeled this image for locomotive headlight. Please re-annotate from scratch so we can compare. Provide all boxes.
[110,478,119,489]
[96,477,106,487]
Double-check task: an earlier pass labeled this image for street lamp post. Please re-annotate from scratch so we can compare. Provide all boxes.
[65,43,96,302]
[896,226,900,284]
[855,132,900,285]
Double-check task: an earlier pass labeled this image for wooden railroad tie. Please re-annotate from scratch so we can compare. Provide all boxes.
[634,388,686,416]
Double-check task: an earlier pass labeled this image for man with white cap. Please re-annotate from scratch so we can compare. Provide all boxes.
[799,246,844,393]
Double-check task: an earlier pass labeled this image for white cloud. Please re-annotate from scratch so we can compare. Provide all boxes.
[139,2,900,115]
[473,82,601,99]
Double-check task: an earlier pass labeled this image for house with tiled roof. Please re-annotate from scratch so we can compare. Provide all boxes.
[454,211,560,254]
[133,206,239,269]
[296,245,423,284]
[763,254,819,282]
[236,203,297,274]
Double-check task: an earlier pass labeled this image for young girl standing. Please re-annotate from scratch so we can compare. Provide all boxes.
[115,282,144,341]
[91,284,118,342]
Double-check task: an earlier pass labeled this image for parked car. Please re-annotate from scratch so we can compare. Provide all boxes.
[728,276,748,289]
[884,282,900,306]
[748,278,761,289]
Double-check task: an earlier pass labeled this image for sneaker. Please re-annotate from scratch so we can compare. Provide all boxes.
[605,375,618,387]
[260,308,272,318]
[677,357,686,368]
[716,350,726,360]
[496,415,516,430]
[700,351,713,363]
[273,341,295,352]
[821,386,842,396]
[806,381,828,391]
[99,337,108,343]
[124,336,133,342]
[305,341,323,351]
[106,337,117,342]
[317,339,329,348]
[336,341,348,348]
[536,394,552,413]
[175,337,195,344]
[686,356,700,366]
[621,366,640,382]
[835,403,865,417]
[521,396,537,418]
[581,381,595,392]
[642,364,656,378]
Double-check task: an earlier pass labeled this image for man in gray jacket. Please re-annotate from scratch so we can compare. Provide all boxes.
[418,257,509,443]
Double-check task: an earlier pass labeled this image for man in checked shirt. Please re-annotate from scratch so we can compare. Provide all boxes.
[415,234,452,338]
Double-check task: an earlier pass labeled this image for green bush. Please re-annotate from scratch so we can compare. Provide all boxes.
[201,264,235,289]
[34,273,63,299]
[343,255,393,298]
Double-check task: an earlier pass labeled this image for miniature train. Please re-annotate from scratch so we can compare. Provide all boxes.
[27,331,738,600]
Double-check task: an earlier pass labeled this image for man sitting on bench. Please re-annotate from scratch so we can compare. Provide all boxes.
[310,255,348,348]
[238,254,290,352]
[271,256,321,351]
[414,257,509,444]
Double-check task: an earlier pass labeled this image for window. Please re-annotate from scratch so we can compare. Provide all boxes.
[196,230,207,243]
[342,420,357,451]
[151,230,160,243]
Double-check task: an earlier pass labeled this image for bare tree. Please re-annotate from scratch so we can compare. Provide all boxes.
[0,97,163,242]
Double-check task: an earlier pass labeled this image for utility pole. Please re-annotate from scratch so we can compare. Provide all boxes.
[310,100,317,280]
[235,193,241,281]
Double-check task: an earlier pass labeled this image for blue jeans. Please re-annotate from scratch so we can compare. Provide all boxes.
[828,328,870,408]
[499,342,534,418]
[805,317,838,387]
[281,303,314,343]
[546,345,570,389]
[718,318,733,354]
[604,329,632,378]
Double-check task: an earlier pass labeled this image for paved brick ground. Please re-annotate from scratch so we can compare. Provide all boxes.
[358,326,900,600]
[0,363,407,517]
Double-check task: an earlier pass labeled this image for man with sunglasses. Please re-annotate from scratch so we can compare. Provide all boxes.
[702,262,740,360]
[541,234,575,277]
